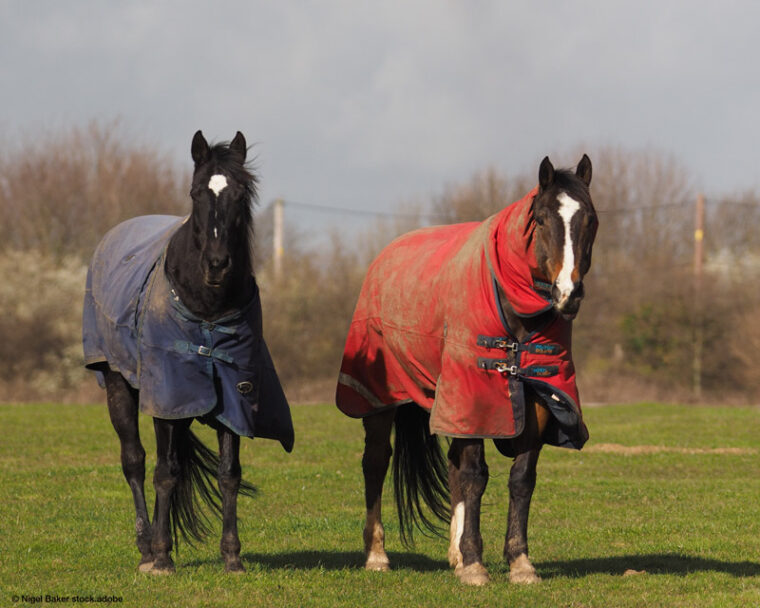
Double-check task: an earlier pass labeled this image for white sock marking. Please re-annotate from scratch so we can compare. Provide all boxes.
[208,174,228,197]
[556,192,580,303]
[454,502,465,551]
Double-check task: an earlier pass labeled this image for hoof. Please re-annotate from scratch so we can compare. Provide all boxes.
[150,565,175,575]
[150,557,175,575]
[137,560,154,573]
[365,554,391,572]
[455,562,490,586]
[225,559,246,574]
[509,569,541,584]
[509,554,540,584]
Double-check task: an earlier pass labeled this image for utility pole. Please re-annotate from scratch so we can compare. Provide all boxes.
[692,193,705,401]
[273,198,284,281]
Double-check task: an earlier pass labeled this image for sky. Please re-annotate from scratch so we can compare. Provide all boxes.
[2,1,758,238]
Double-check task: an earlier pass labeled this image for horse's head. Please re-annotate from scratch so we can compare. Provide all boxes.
[189,130,257,287]
[531,155,597,320]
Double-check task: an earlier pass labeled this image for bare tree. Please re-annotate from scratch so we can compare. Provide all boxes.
[430,167,533,224]
[0,121,188,260]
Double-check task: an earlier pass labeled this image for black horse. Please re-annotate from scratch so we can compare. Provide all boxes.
[336,156,597,585]
[83,131,293,574]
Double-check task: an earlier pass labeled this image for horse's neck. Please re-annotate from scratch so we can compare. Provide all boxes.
[165,223,253,320]
[495,282,556,341]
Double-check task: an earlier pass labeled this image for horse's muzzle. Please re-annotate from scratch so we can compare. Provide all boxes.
[203,253,231,287]
[552,281,584,320]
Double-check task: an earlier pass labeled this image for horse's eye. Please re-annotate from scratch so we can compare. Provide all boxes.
[535,214,545,227]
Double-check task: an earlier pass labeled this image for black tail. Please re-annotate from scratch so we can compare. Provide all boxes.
[171,428,256,547]
[392,404,450,546]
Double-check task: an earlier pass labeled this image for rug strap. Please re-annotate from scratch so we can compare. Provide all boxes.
[172,340,235,364]
[477,357,559,378]
[476,335,561,355]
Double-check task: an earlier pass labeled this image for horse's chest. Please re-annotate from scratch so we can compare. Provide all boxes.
[135,268,263,436]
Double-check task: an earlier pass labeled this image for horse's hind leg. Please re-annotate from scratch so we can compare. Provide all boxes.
[104,370,153,571]
[504,397,549,584]
[449,438,489,586]
[217,427,244,573]
[362,408,395,571]
[447,453,463,569]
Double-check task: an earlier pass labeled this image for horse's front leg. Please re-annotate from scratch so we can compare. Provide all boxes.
[104,370,153,571]
[217,427,244,573]
[362,408,395,571]
[504,398,549,584]
[449,438,489,586]
[150,418,187,574]
[505,446,542,583]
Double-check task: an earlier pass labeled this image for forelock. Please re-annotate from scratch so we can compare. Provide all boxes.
[550,169,591,206]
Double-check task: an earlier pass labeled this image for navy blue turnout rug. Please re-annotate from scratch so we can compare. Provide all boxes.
[83,215,293,451]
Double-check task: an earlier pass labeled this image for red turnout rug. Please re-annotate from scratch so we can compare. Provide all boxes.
[336,188,588,449]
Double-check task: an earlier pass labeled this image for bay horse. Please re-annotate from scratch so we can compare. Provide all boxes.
[83,131,293,574]
[336,155,597,585]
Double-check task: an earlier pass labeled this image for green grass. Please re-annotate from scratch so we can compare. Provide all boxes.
[1,402,759,607]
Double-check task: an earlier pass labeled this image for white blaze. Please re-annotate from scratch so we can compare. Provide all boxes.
[208,174,228,197]
[556,192,580,303]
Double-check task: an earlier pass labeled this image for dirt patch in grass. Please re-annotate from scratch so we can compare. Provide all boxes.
[585,443,758,455]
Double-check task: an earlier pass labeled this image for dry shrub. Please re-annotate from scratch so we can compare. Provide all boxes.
[258,238,366,391]
[721,288,760,398]
[0,251,87,400]
[430,167,533,224]
[0,121,188,260]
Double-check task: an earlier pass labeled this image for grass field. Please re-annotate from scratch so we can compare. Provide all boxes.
[1,402,759,607]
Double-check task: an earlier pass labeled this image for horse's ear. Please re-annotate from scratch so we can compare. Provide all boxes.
[230,131,247,161]
[576,154,592,187]
[538,156,555,190]
[191,130,210,166]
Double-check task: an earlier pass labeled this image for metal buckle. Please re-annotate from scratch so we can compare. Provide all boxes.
[494,339,519,352]
[494,362,518,375]
[197,345,212,357]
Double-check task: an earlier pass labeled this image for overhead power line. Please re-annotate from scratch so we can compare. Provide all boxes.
[596,201,691,215]
[707,199,760,208]
[264,196,759,222]
[278,199,447,221]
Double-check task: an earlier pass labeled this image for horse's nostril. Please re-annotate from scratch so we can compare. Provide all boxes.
[551,280,583,307]
[572,281,584,299]
[551,283,561,301]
